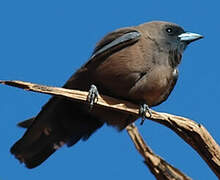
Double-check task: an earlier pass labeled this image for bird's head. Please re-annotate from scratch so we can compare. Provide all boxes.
[140,21,203,52]
[138,21,203,66]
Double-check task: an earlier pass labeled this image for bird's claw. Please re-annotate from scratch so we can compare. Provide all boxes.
[139,104,152,125]
[87,84,99,111]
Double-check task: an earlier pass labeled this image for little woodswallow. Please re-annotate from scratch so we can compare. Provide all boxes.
[11,21,203,168]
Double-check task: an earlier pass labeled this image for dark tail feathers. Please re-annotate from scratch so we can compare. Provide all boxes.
[10,98,103,168]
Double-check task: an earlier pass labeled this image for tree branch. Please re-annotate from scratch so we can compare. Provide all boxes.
[126,124,192,180]
[1,80,220,179]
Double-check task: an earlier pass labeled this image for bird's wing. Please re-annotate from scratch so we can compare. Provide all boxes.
[84,27,141,68]
[63,27,142,91]
[16,28,141,130]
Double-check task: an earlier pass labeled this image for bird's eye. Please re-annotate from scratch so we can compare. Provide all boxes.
[166,28,173,34]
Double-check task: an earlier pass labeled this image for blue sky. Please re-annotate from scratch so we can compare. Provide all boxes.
[0,0,219,179]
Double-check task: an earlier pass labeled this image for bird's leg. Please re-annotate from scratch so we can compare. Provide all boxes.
[87,84,99,111]
[139,103,152,125]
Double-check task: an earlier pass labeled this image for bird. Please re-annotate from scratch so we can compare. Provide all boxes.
[10,21,203,168]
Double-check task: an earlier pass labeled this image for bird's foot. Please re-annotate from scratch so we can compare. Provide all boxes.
[87,84,99,111]
[139,104,152,125]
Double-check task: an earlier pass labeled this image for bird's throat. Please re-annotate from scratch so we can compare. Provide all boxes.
[168,49,182,68]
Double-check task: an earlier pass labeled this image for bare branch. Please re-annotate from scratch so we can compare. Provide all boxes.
[126,124,192,180]
[1,80,220,178]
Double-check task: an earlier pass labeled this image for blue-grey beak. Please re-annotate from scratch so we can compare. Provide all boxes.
[178,32,203,43]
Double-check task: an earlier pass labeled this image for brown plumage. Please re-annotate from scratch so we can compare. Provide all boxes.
[11,21,203,168]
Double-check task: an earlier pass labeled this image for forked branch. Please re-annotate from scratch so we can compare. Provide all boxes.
[1,80,219,179]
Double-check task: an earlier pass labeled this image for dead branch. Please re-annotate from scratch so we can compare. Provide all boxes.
[1,80,220,179]
[126,124,192,180]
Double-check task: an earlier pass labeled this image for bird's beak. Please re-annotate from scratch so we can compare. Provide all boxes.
[178,32,203,43]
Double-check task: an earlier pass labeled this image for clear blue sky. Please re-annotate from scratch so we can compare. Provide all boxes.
[0,1,219,179]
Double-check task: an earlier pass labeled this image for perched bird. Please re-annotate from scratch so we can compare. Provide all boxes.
[11,21,203,168]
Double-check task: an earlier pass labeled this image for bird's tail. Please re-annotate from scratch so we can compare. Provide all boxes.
[10,97,103,168]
